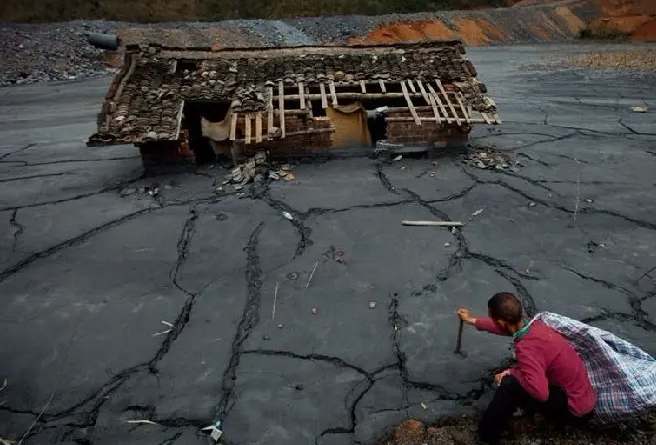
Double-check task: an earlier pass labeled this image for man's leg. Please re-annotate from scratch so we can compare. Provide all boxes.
[479,375,531,444]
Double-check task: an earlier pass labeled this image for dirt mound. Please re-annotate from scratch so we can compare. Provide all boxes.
[380,416,656,445]
[632,18,656,41]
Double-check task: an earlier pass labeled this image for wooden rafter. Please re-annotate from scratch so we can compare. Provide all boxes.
[435,79,461,126]
[401,80,421,126]
[229,112,238,141]
[255,112,263,143]
[298,82,305,109]
[425,83,451,124]
[319,82,328,109]
[278,80,286,138]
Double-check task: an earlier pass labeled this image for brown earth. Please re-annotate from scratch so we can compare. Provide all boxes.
[379,416,656,445]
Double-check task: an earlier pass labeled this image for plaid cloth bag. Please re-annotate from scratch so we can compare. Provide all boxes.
[534,312,656,422]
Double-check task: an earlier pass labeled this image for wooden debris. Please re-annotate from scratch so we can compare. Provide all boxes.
[416,80,431,105]
[407,79,417,93]
[379,79,387,93]
[360,80,367,93]
[456,93,470,124]
[402,220,464,227]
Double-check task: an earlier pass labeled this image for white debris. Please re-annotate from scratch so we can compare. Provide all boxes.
[282,211,294,221]
[528,201,536,207]
[126,419,159,425]
[632,106,648,113]
[472,208,485,217]
[368,301,377,309]
[202,421,223,442]
[393,155,403,161]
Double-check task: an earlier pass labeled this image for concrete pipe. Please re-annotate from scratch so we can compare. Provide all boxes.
[87,33,119,50]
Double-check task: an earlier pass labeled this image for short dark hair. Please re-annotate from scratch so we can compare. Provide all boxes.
[488,292,523,324]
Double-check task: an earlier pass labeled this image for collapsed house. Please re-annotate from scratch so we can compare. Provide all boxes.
[89,41,500,164]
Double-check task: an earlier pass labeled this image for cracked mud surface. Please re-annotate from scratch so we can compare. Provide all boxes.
[1,43,655,444]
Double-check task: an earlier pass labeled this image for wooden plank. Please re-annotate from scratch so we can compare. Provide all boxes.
[407,79,417,93]
[426,83,451,123]
[328,80,338,106]
[360,80,367,94]
[298,82,305,109]
[244,113,252,145]
[255,112,263,143]
[229,112,238,141]
[435,79,461,126]
[319,82,328,109]
[416,80,431,105]
[305,85,313,117]
[278,81,286,138]
[267,87,274,133]
[427,93,441,124]
[455,93,470,124]
[401,80,421,126]
[402,220,464,227]
[481,112,492,125]
[379,79,386,93]
[386,116,487,123]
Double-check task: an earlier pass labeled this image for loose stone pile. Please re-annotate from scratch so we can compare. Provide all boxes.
[218,152,295,191]
[464,146,520,170]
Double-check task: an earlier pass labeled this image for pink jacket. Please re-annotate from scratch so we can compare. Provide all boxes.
[475,317,596,416]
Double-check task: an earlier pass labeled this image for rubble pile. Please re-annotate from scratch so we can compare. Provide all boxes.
[464,146,520,170]
[219,152,295,190]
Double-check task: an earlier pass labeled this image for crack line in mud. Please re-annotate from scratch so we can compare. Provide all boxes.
[215,222,265,421]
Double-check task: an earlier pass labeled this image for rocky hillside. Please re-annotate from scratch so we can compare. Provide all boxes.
[1,0,518,22]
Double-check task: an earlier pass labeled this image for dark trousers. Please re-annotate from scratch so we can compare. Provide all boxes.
[479,375,590,444]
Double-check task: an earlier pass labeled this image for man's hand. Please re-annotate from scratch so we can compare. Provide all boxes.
[456,307,477,325]
[494,369,512,386]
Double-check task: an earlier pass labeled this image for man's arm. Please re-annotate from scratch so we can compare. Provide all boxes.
[457,308,509,336]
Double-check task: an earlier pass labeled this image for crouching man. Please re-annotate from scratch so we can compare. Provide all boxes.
[457,292,596,444]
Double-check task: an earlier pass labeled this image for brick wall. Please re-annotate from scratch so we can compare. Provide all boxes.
[386,110,470,146]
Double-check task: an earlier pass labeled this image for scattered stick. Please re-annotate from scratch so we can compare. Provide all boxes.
[272,281,279,321]
[306,261,319,289]
[402,220,463,227]
[17,392,54,445]
[455,319,464,354]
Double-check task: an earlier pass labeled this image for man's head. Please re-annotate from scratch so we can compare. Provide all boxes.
[487,292,523,334]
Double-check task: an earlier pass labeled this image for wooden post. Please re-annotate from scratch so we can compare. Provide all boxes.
[244,113,252,145]
[267,87,274,134]
[401,80,421,126]
[229,112,238,141]
[319,82,328,109]
[278,81,286,138]
[298,82,305,109]
[328,80,338,106]
[255,112,263,143]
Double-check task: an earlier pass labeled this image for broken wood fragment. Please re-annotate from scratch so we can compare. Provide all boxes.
[379,79,386,93]
[401,220,464,227]
[360,80,367,94]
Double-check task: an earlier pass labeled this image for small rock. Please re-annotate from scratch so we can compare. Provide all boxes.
[528,201,536,207]
[277,323,284,329]
[632,106,648,113]
[262,334,270,341]
[282,211,294,221]
[311,307,318,315]
[287,272,299,280]
[444,242,451,247]
[585,198,594,203]
[368,301,376,309]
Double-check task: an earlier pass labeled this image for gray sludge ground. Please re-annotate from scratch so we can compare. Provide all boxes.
[0,44,655,445]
